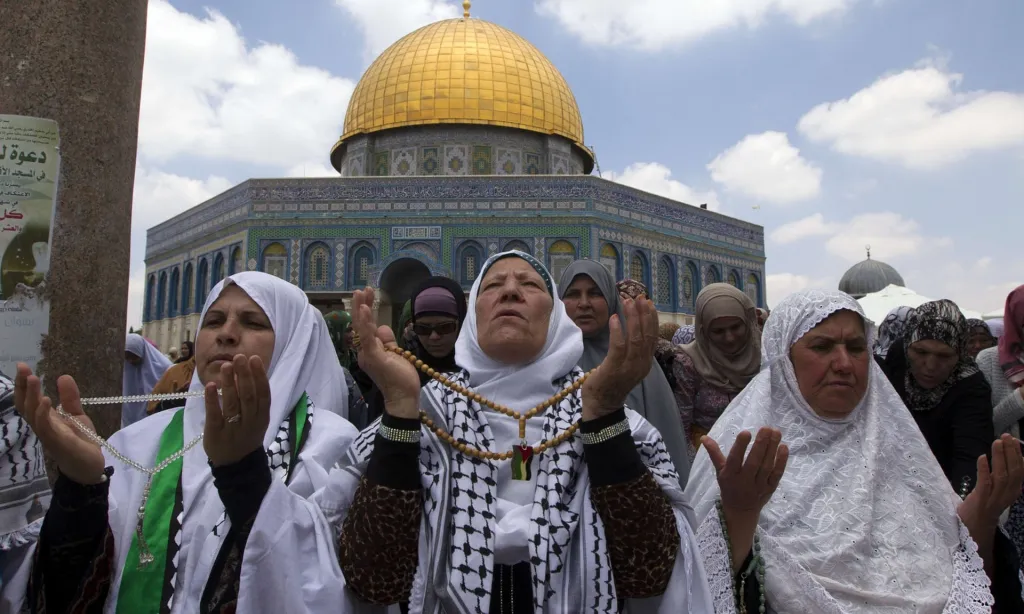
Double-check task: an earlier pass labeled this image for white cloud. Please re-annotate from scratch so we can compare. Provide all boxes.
[604,162,721,211]
[769,213,836,243]
[127,167,233,327]
[138,0,355,167]
[708,131,822,204]
[765,273,828,308]
[285,162,339,178]
[536,0,857,51]
[798,59,1024,169]
[770,211,948,262]
[335,0,461,59]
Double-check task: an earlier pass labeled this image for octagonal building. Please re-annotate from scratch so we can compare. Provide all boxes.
[142,7,766,349]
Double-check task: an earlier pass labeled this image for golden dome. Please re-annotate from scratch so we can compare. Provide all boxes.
[331,15,593,172]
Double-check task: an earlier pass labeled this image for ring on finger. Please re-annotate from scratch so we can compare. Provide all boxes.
[226,414,241,424]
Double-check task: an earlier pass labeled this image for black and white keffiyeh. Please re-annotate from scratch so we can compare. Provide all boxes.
[0,371,51,552]
[335,371,707,614]
[323,250,714,613]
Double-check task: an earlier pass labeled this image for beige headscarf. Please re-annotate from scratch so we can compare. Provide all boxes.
[681,283,761,392]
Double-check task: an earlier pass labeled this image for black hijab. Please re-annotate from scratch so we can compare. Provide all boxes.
[176,341,195,364]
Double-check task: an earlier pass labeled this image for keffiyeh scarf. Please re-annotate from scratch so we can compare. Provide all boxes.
[0,372,51,552]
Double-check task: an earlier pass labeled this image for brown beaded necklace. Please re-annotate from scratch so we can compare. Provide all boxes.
[384,346,594,479]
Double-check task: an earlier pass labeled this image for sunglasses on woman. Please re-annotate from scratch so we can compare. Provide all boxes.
[413,321,459,336]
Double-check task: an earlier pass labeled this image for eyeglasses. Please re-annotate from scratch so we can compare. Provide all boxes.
[413,321,459,336]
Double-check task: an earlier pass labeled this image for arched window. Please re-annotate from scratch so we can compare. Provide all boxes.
[305,242,331,289]
[599,243,619,279]
[182,263,194,314]
[727,269,741,288]
[349,243,376,288]
[262,243,288,280]
[745,273,760,307]
[656,257,675,308]
[630,251,649,287]
[458,241,484,286]
[168,268,180,318]
[144,274,155,322]
[547,240,576,283]
[682,261,699,307]
[704,264,721,285]
[196,259,209,311]
[212,253,226,286]
[156,272,168,320]
[230,247,243,275]
[503,240,531,255]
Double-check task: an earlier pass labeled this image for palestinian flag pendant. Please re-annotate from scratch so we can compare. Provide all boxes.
[511,443,534,481]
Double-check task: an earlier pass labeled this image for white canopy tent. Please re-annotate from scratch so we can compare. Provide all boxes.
[857,284,983,325]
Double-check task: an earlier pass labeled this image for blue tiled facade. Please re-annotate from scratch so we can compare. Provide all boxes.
[142,175,765,323]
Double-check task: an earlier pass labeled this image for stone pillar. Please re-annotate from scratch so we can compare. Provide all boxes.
[0,0,148,437]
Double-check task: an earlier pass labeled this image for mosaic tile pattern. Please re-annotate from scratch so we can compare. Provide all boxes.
[373,151,389,176]
[495,148,521,175]
[147,176,764,258]
[420,147,440,175]
[471,146,492,175]
[334,242,346,288]
[391,148,416,176]
[289,239,301,284]
[524,152,541,175]
[444,145,468,175]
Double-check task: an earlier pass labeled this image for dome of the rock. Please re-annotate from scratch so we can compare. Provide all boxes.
[330,9,593,173]
[838,252,905,299]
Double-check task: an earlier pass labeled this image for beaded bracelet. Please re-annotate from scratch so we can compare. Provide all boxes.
[379,424,422,444]
[715,499,767,614]
[581,417,630,445]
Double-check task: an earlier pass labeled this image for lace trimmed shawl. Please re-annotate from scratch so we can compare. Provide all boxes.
[685,289,992,613]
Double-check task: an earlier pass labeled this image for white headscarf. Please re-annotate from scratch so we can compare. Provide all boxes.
[101,272,354,613]
[122,334,173,428]
[685,289,990,614]
[454,250,583,411]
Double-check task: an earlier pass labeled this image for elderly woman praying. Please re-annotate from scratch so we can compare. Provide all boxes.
[315,251,789,613]
[686,289,1024,612]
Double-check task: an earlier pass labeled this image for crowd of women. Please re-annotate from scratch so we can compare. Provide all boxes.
[0,252,1023,613]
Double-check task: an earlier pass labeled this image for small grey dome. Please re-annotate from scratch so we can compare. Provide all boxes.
[838,251,905,299]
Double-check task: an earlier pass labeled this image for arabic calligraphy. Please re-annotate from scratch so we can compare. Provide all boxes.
[0,144,47,166]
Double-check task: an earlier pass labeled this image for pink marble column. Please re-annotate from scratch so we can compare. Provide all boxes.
[0,0,148,437]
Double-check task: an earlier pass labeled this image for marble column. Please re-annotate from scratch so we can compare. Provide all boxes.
[0,0,148,437]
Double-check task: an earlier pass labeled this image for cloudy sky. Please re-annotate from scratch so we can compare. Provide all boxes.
[128,0,1024,326]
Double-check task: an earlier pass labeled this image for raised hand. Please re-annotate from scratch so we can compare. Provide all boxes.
[204,355,272,467]
[581,296,659,420]
[958,434,1024,540]
[14,363,106,484]
[703,428,789,571]
[351,287,422,419]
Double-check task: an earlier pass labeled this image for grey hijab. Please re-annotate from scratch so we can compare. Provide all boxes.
[558,259,691,484]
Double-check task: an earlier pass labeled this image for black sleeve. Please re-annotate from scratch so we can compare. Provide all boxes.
[211,448,272,528]
[992,529,1023,613]
[950,376,995,494]
[366,413,422,490]
[32,469,115,613]
[582,408,646,486]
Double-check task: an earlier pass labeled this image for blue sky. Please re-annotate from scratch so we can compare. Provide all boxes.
[129,0,1024,326]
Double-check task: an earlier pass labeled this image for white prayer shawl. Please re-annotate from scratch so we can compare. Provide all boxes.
[122,334,173,428]
[685,289,992,614]
[99,272,357,612]
[315,250,716,613]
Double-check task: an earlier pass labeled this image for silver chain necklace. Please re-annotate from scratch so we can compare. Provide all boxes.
[56,389,220,567]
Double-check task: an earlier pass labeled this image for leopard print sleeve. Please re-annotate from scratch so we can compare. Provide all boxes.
[583,410,679,599]
[337,476,423,605]
[590,471,680,598]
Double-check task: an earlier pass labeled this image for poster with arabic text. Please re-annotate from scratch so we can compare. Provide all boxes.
[0,115,60,377]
